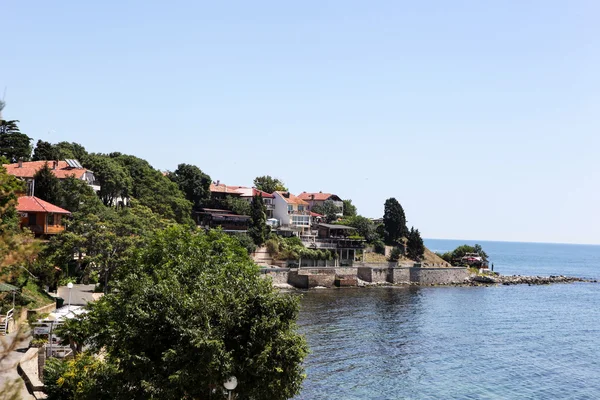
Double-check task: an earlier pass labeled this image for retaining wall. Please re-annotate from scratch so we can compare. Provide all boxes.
[388,267,411,283]
[260,268,290,285]
[409,267,469,285]
[357,267,388,283]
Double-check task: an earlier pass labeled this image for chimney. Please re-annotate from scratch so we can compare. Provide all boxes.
[216,180,220,186]
[52,160,58,170]
[18,158,23,168]
[311,194,315,200]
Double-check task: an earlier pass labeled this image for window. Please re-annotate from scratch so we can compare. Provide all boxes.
[47,213,55,225]
[28,213,37,226]
[288,205,293,212]
[291,215,310,226]
[298,205,304,212]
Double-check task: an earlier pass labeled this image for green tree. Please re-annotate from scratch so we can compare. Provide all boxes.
[339,215,379,242]
[169,163,211,210]
[383,197,408,245]
[107,154,193,225]
[33,162,61,204]
[311,200,339,223]
[224,195,251,216]
[342,199,357,217]
[253,175,287,193]
[406,227,425,261]
[55,141,88,161]
[58,176,103,214]
[52,227,308,400]
[83,154,131,207]
[0,120,32,163]
[248,194,269,246]
[32,140,59,161]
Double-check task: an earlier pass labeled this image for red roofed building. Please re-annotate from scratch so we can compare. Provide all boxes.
[3,160,99,195]
[297,191,344,216]
[273,191,311,233]
[16,196,71,236]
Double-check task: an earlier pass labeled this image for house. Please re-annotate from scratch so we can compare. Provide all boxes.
[194,208,250,232]
[309,223,365,266]
[209,182,275,218]
[297,192,344,216]
[234,187,275,218]
[16,196,71,236]
[3,159,99,195]
[273,191,311,234]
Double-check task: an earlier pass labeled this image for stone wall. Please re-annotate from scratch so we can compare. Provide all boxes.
[388,267,410,284]
[26,302,56,320]
[260,268,290,285]
[357,267,388,283]
[409,267,469,285]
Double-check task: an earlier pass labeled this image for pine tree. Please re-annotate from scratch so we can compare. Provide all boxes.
[33,162,61,204]
[248,193,269,246]
[383,197,408,245]
[406,227,425,261]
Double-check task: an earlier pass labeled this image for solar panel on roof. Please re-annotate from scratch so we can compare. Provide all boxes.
[65,159,83,168]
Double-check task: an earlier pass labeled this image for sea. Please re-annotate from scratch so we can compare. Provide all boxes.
[294,239,600,399]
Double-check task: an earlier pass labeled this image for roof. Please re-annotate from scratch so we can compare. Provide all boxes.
[298,192,342,202]
[209,182,245,195]
[3,160,87,180]
[236,187,275,199]
[0,282,19,292]
[17,196,71,215]
[274,191,309,206]
[316,223,356,230]
[310,211,323,217]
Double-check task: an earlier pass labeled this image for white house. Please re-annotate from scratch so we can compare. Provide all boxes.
[273,191,311,234]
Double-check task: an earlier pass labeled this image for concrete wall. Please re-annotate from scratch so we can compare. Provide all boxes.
[409,267,469,285]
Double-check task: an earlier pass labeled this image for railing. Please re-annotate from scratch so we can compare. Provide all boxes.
[302,238,366,249]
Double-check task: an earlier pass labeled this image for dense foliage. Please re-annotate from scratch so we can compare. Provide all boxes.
[33,162,62,204]
[311,200,340,223]
[437,244,489,265]
[0,120,32,163]
[253,175,287,193]
[248,194,269,246]
[342,199,357,217]
[169,163,212,210]
[383,197,408,245]
[406,227,425,261]
[47,227,308,400]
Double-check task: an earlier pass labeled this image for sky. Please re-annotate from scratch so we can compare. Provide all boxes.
[2,1,600,244]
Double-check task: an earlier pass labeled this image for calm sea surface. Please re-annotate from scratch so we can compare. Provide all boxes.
[294,239,600,399]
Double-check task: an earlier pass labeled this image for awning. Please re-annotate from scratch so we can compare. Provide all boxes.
[0,283,19,292]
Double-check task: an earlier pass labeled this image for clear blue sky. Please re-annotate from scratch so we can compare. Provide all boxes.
[3,1,599,244]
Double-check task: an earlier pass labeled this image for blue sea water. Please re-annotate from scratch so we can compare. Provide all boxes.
[294,239,600,399]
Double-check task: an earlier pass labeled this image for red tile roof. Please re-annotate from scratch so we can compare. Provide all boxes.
[17,196,71,214]
[310,211,323,217]
[275,191,309,206]
[246,188,274,198]
[298,192,341,201]
[3,161,87,180]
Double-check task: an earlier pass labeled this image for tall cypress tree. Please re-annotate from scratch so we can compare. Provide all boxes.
[33,162,62,205]
[406,227,425,261]
[248,193,269,246]
[383,197,408,245]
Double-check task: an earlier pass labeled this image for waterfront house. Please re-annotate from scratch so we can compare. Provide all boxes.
[297,192,344,216]
[3,160,100,195]
[273,191,311,235]
[17,196,71,237]
[304,223,365,266]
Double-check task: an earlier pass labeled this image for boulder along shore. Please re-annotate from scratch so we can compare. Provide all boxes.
[467,274,597,286]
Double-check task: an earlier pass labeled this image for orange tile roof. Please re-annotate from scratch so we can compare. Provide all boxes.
[17,196,71,214]
[297,192,340,201]
[275,191,309,205]
[3,161,87,180]
[209,182,246,195]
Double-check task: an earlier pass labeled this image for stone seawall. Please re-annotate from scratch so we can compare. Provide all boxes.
[409,267,469,285]
[261,265,470,288]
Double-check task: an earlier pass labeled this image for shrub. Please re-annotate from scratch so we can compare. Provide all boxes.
[388,247,402,262]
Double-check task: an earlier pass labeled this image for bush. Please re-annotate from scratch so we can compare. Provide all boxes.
[232,233,257,254]
[373,240,386,255]
[388,247,402,262]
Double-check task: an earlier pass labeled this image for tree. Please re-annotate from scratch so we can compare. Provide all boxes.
[253,175,287,193]
[50,227,308,400]
[169,163,211,210]
[0,120,32,163]
[55,141,87,161]
[32,140,59,161]
[248,194,269,246]
[311,200,339,223]
[406,227,425,261]
[33,162,61,205]
[383,198,408,245]
[342,199,357,217]
[58,176,103,214]
[83,154,131,207]
[339,215,379,242]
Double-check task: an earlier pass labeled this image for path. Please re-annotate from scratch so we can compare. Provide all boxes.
[0,331,35,400]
